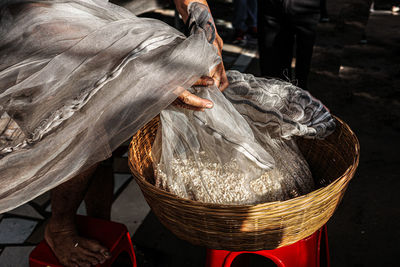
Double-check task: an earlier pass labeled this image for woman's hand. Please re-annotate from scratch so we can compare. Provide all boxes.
[192,33,228,94]
[175,34,228,111]
[209,33,228,91]
[173,0,229,110]
[173,76,214,111]
[174,34,228,111]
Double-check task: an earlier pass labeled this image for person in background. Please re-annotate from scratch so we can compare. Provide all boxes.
[257,0,320,89]
[232,0,258,44]
[320,0,330,22]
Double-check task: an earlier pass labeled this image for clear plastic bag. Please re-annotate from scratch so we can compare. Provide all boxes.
[153,71,335,204]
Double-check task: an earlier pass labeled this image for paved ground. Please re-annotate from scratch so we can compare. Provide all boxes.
[0,0,399,266]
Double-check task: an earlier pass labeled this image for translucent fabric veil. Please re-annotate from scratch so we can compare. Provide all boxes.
[0,0,220,213]
[153,71,335,204]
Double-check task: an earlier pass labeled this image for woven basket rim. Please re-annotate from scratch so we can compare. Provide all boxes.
[128,116,360,209]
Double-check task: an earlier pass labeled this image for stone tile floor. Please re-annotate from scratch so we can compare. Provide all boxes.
[0,152,140,266]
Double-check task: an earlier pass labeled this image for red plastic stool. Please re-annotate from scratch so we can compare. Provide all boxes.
[29,215,136,267]
[206,225,330,267]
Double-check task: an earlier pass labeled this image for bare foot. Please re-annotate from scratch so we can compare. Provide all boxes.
[45,219,111,267]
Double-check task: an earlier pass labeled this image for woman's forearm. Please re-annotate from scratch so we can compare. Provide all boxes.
[173,0,211,23]
[174,0,229,91]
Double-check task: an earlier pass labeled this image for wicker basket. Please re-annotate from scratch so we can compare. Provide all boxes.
[128,116,360,251]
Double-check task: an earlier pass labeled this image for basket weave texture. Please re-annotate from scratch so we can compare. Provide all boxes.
[128,116,360,251]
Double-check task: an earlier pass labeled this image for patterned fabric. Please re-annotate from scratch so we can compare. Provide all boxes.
[224,71,336,139]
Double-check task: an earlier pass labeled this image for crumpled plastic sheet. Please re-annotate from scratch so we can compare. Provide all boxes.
[153,71,335,204]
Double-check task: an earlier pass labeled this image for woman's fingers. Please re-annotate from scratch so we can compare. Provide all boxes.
[211,62,229,91]
[192,33,229,92]
[179,90,213,109]
[173,30,228,111]
[192,68,228,91]
[173,89,213,111]
[210,34,229,91]
[193,76,215,87]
